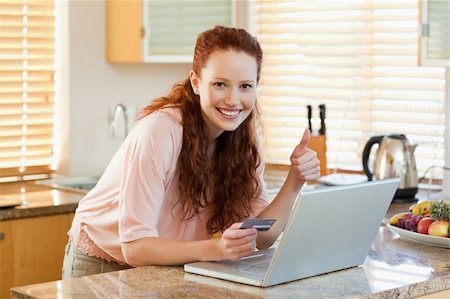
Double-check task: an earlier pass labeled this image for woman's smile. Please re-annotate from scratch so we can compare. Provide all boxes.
[216,108,242,118]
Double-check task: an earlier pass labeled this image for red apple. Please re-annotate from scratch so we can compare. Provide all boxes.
[417,217,434,234]
[428,220,450,237]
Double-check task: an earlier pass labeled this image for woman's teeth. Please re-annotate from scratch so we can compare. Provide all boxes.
[218,109,240,116]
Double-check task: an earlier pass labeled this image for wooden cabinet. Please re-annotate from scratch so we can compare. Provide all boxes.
[106,0,142,63]
[419,0,450,66]
[0,213,74,299]
[106,0,235,63]
[0,220,13,299]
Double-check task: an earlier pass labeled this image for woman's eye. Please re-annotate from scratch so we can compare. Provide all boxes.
[241,83,253,89]
[214,82,225,87]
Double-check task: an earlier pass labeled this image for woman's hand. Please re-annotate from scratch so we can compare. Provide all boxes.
[290,129,320,182]
[216,223,257,260]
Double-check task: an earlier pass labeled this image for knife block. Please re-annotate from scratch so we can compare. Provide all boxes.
[309,134,328,175]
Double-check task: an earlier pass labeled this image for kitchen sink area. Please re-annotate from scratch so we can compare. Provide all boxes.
[35,176,99,194]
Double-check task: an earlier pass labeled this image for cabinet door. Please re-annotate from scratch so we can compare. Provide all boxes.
[106,0,142,62]
[0,221,13,299]
[419,0,450,66]
[11,214,71,287]
[142,0,233,63]
[106,0,235,63]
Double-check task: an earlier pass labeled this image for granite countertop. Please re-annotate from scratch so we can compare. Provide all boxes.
[3,179,450,298]
[9,204,450,298]
[0,181,84,220]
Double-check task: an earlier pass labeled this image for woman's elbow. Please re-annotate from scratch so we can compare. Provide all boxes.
[121,241,145,267]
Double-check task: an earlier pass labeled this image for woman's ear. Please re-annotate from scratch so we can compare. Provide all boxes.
[189,70,199,95]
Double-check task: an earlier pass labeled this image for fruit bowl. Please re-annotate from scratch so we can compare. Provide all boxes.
[387,223,450,249]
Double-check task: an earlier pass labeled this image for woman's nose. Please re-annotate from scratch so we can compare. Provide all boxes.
[224,88,240,106]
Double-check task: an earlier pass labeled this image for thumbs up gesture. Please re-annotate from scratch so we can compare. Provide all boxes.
[290,129,321,181]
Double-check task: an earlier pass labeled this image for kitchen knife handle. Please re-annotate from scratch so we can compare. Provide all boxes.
[307,105,312,132]
[319,104,326,135]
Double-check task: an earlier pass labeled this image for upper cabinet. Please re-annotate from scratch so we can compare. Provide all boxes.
[106,0,235,63]
[419,0,450,66]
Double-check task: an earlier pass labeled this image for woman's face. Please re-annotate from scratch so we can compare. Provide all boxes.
[190,49,258,141]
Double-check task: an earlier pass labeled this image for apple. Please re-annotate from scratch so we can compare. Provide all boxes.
[417,217,434,234]
[428,220,450,237]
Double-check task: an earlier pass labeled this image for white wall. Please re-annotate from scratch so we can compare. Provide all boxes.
[444,68,450,201]
[56,1,191,176]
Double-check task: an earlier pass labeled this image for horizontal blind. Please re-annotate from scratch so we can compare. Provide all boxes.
[255,0,446,177]
[0,0,55,178]
[145,0,232,56]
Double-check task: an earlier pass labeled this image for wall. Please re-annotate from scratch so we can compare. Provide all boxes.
[56,1,191,176]
[444,69,450,200]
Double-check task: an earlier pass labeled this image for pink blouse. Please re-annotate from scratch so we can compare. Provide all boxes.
[69,108,269,264]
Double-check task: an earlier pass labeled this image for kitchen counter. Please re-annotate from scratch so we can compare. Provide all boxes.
[3,179,450,298]
[0,181,84,221]
[9,205,450,298]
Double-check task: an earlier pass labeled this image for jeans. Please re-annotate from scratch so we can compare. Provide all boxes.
[62,240,131,279]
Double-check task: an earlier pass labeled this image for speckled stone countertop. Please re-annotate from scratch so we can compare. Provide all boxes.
[0,181,83,220]
[10,209,450,298]
[3,178,450,298]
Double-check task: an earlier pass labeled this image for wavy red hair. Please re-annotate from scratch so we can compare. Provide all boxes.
[140,26,263,234]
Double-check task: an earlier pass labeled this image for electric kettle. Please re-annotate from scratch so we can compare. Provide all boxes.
[362,134,418,201]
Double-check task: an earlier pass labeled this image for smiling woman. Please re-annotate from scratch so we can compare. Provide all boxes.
[62,25,320,279]
[0,0,56,179]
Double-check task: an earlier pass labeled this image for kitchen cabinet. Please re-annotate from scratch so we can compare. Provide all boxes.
[106,0,235,63]
[419,0,450,66]
[0,213,74,299]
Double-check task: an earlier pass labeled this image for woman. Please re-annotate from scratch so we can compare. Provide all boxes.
[62,25,320,278]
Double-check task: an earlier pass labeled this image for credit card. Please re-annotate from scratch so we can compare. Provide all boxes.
[240,218,276,231]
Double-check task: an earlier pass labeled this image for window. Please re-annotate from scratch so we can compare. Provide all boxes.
[0,0,55,178]
[254,0,446,177]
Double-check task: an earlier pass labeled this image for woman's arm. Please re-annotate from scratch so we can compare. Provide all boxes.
[256,129,320,249]
[121,223,258,266]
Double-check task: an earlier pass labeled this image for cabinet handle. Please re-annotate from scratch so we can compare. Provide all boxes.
[0,232,4,241]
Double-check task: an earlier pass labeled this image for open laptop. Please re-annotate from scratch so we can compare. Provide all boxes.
[184,178,400,287]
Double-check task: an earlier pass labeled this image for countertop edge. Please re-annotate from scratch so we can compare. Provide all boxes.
[360,275,450,299]
[0,203,78,221]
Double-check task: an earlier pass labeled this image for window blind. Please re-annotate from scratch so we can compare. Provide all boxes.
[0,0,55,178]
[255,0,446,177]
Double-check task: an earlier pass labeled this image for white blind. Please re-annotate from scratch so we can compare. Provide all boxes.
[0,0,55,178]
[255,0,446,177]
[145,0,232,56]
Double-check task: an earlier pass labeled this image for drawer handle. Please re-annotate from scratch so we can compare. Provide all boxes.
[0,232,4,241]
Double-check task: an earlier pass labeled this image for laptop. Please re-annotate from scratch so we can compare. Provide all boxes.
[184,178,400,287]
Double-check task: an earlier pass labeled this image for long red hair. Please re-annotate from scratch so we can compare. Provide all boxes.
[140,26,263,234]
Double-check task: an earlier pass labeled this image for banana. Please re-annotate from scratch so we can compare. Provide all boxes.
[389,212,411,225]
[409,203,417,212]
[411,200,435,216]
